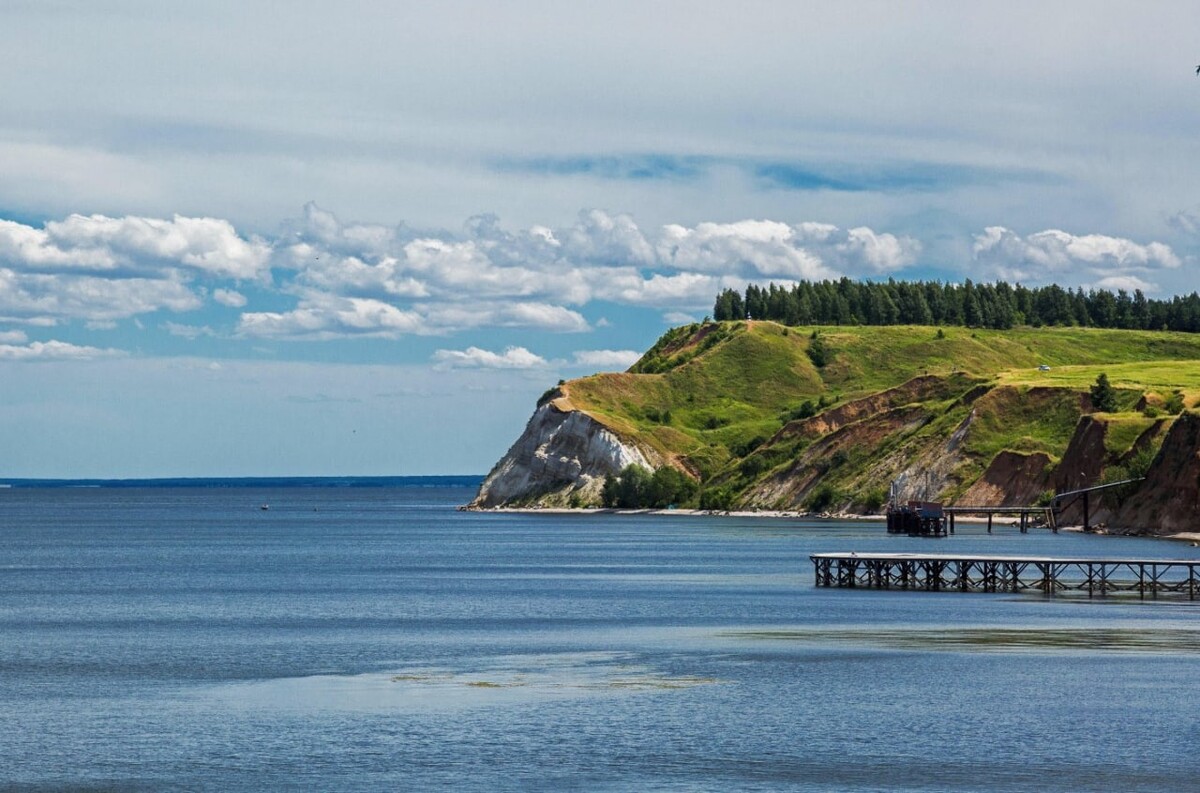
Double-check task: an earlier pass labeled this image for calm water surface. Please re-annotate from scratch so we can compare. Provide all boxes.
[3,485,1200,791]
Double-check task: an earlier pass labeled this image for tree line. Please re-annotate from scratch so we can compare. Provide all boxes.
[712,279,1200,331]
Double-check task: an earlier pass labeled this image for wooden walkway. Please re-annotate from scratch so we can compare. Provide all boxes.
[942,506,1055,534]
[812,553,1200,598]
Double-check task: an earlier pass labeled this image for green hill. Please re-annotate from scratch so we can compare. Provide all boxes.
[544,321,1200,511]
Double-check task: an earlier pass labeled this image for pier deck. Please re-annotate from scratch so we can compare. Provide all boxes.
[812,552,1200,598]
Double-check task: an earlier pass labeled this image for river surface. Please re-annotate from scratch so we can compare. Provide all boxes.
[3,484,1200,791]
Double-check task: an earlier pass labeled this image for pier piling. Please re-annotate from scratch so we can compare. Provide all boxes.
[812,553,1200,599]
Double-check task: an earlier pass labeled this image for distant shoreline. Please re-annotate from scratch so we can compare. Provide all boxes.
[466,505,1200,543]
[0,475,484,489]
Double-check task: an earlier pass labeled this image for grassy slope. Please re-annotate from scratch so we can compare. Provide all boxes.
[563,321,1200,497]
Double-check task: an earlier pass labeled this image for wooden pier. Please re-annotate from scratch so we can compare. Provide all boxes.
[812,553,1200,598]
[943,505,1055,534]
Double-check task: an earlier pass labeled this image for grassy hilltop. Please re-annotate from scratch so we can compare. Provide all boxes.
[556,321,1200,511]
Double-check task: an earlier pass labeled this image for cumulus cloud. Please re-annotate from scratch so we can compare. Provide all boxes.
[657,220,919,279]
[0,212,271,324]
[973,227,1180,286]
[0,268,201,322]
[0,339,126,361]
[212,288,247,307]
[238,293,425,340]
[0,329,28,343]
[255,205,918,341]
[432,345,549,369]
[0,214,270,279]
[571,349,642,370]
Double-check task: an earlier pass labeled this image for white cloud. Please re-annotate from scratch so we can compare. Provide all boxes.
[658,220,829,279]
[973,227,1180,285]
[0,329,27,343]
[238,293,425,340]
[656,219,918,279]
[1,214,271,280]
[559,209,656,266]
[492,302,589,332]
[432,345,549,370]
[571,349,641,370]
[260,206,919,338]
[0,268,201,322]
[163,322,216,339]
[1093,275,1157,293]
[0,212,272,324]
[0,339,126,361]
[212,288,247,307]
[663,311,697,324]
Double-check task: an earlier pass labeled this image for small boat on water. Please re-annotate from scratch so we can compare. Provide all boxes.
[260,504,269,511]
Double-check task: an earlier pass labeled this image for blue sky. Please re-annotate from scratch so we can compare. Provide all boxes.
[2,1,1200,477]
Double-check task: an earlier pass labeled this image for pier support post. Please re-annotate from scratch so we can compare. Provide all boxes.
[987,513,993,533]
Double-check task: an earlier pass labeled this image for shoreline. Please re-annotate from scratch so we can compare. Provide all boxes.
[463,505,1198,543]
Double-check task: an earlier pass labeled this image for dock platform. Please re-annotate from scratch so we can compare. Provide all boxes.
[812,553,1200,598]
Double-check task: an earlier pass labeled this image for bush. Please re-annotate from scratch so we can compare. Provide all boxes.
[861,487,887,512]
[1034,489,1056,507]
[1100,446,1156,508]
[731,435,767,458]
[806,331,831,368]
[603,465,696,508]
[1165,391,1186,415]
[699,486,736,511]
[648,466,697,507]
[806,485,837,513]
[740,455,767,477]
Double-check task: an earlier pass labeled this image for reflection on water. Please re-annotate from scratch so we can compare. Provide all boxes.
[215,652,723,713]
[731,626,1200,653]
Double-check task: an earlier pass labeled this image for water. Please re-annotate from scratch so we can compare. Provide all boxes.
[3,485,1200,791]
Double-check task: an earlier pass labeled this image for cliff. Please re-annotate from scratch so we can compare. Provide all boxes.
[1110,413,1200,535]
[469,321,1200,530]
[469,391,660,508]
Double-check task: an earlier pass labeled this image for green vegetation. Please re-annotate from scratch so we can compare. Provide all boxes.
[714,278,1200,332]
[557,321,1200,510]
[1090,373,1118,412]
[601,465,697,508]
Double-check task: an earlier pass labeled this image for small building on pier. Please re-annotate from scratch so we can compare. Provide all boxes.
[886,500,947,537]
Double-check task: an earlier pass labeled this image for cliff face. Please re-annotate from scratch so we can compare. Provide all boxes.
[1111,413,1200,535]
[469,399,659,508]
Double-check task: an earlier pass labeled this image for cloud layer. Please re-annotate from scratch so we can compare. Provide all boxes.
[973,227,1181,292]
[0,205,1185,354]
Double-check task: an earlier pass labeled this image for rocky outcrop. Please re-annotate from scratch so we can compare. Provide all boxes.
[745,406,934,509]
[957,450,1051,506]
[771,374,978,443]
[468,400,660,508]
[1111,413,1200,535]
[891,409,974,504]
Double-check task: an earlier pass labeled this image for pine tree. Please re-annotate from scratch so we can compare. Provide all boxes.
[1089,373,1118,413]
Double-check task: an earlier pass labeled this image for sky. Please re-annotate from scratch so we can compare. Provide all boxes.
[2,0,1200,477]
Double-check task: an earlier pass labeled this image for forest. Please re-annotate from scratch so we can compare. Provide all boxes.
[711,279,1200,332]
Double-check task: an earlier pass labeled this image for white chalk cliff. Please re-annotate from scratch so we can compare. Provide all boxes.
[469,393,659,508]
